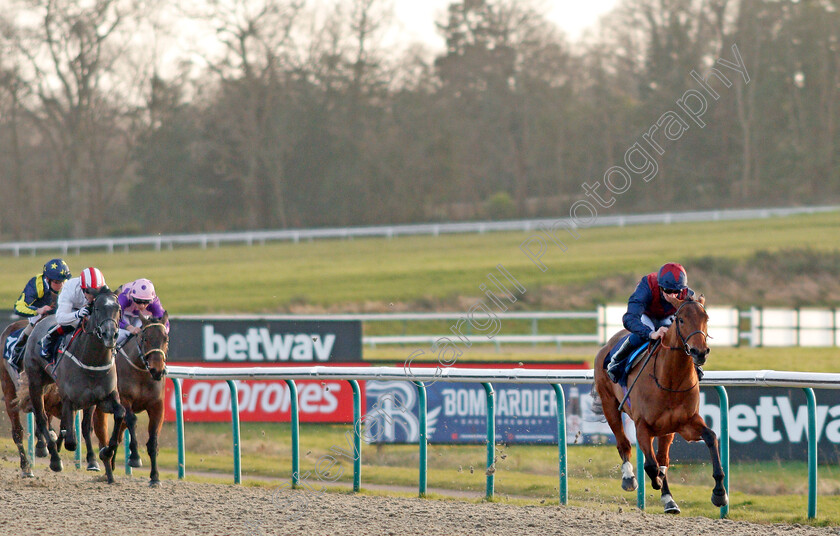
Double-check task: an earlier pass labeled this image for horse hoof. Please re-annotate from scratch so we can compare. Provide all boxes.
[64,441,77,452]
[35,445,49,458]
[621,476,638,492]
[49,430,58,442]
[87,462,101,472]
[129,456,143,468]
[663,501,681,514]
[149,480,161,488]
[21,469,35,478]
[49,457,63,472]
[712,490,729,507]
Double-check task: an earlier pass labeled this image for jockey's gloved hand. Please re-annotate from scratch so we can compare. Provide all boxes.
[76,307,91,320]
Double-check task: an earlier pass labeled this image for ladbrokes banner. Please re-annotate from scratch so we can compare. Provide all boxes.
[163,362,367,423]
[167,318,362,362]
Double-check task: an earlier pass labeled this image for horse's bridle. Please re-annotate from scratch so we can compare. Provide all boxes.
[122,322,168,374]
[81,301,119,345]
[669,299,709,356]
[651,299,709,393]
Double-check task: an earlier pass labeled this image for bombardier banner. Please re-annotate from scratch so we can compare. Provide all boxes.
[167,318,362,362]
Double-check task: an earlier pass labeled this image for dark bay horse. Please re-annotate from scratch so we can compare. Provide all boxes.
[592,296,728,514]
[95,314,169,487]
[21,287,126,483]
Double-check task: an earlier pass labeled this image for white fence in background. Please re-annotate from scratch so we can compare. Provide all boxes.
[1,205,837,256]
[598,304,742,346]
[172,305,840,349]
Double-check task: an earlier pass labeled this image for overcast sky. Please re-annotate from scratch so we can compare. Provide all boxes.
[389,0,619,51]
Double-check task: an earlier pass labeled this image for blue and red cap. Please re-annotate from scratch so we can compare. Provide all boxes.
[657,262,687,293]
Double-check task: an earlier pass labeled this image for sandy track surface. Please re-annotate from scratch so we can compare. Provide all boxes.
[1,465,838,536]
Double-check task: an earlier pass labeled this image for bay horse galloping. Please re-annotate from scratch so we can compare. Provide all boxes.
[95,313,169,487]
[21,287,126,484]
[592,295,728,514]
[1,319,55,475]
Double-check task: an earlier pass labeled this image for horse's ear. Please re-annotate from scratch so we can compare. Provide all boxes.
[161,311,169,325]
[98,285,111,295]
[698,293,705,305]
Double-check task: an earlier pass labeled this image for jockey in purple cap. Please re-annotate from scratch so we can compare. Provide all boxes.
[606,262,702,382]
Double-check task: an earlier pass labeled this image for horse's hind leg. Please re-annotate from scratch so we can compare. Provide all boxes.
[598,383,636,491]
[2,371,32,477]
[124,408,143,468]
[29,371,62,472]
[656,433,680,514]
[81,407,100,471]
[60,399,77,452]
[681,415,728,507]
[98,392,125,484]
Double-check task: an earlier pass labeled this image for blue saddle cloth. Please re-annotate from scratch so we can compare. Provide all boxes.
[3,328,24,362]
[602,335,650,387]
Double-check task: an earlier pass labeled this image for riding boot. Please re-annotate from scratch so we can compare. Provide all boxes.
[39,324,66,360]
[607,337,637,383]
[695,365,704,381]
[9,333,29,371]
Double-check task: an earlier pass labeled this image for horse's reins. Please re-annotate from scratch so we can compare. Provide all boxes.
[66,301,119,372]
[617,340,661,413]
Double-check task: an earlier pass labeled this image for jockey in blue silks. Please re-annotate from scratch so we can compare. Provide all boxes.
[606,262,702,382]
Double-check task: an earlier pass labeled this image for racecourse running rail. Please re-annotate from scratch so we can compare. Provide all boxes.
[26,367,839,518]
[154,366,840,520]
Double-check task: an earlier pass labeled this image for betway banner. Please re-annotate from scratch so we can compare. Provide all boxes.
[164,362,366,423]
[167,318,362,362]
[670,387,840,463]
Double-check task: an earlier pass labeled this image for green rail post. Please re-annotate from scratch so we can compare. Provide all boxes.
[124,428,132,475]
[285,380,300,488]
[636,438,645,510]
[349,380,361,492]
[552,384,568,505]
[227,380,241,484]
[27,412,34,463]
[75,411,82,469]
[804,388,817,519]
[414,381,428,497]
[482,382,495,500]
[715,386,730,519]
[171,377,185,479]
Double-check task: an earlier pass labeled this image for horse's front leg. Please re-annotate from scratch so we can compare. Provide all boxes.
[681,414,728,507]
[656,433,680,514]
[147,400,165,487]
[636,423,662,490]
[97,392,125,484]
[81,407,100,471]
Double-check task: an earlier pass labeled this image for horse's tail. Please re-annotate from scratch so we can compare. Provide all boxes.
[10,372,60,414]
[11,370,32,412]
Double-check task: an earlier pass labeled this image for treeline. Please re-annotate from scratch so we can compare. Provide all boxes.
[0,0,838,239]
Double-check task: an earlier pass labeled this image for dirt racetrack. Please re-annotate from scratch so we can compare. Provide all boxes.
[1,464,838,536]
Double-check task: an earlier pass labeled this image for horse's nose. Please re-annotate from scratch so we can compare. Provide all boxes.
[149,368,163,381]
[690,346,710,365]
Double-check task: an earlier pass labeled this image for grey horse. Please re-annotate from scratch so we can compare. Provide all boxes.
[22,287,126,484]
